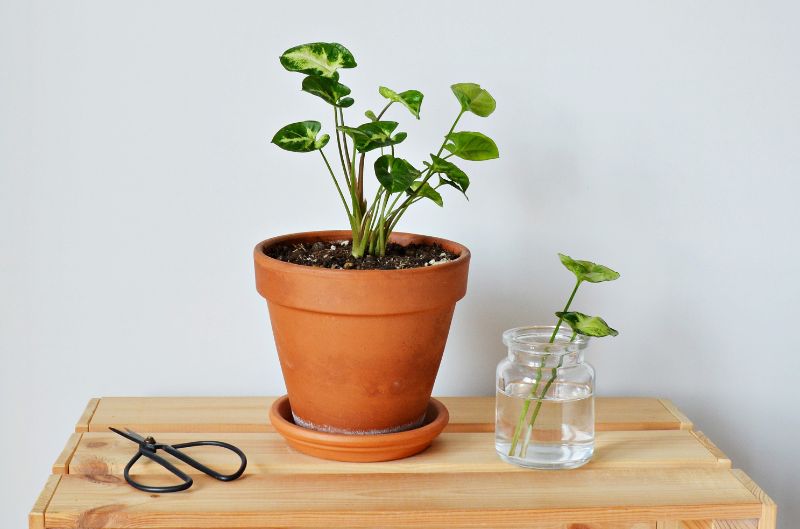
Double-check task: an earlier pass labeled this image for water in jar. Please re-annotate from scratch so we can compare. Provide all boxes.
[495,380,594,469]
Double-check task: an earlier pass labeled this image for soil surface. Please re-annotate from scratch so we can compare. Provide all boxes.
[265,240,460,270]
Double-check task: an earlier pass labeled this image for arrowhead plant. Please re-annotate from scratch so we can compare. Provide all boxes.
[508,254,621,459]
[271,42,499,258]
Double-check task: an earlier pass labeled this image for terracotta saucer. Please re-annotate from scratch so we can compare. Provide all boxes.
[269,395,449,462]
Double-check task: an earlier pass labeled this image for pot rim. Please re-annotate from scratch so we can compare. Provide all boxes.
[253,229,471,277]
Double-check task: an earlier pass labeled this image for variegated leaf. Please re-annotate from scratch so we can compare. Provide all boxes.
[407,181,443,207]
[426,154,470,196]
[378,86,424,119]
[558,254,620,283]
[279,42,357,78]
[337,121,407,153]
[374,155,420,193]
[556,311,619,337]
[271,121,329,153]
[301,75,352,107]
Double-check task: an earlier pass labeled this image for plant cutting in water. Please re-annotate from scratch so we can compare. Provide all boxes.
[507,253,620,459]
[271,42,499,258]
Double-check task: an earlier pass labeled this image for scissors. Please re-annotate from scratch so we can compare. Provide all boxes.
[109,427,248,493]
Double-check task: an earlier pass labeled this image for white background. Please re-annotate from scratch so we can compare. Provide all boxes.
[2,1,799,527]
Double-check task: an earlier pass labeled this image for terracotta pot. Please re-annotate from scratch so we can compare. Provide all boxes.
[254,230,470,434]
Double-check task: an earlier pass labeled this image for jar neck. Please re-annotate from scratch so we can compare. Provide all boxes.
[508,349,585,368]
[503,325,589,368]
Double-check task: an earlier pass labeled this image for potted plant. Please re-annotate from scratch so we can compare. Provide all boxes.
[254,42,498,456]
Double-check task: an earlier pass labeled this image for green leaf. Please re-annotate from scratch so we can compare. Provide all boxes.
[558,254,620,283]
[378,86,424,119]
[338,97,354,108]
[374,155,420,194]
[451,83,496,117]
[314,134,330,150]
[337,121,407,152]
[444,131,499,161]
[425,154,470,196]
[279,42,356,78]
[556,311,619,338]
[271,121,328,153]
[407,181,443,207]
[301,76,352,107]
[365,110,378,121]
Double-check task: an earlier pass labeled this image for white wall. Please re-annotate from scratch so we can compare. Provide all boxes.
[2,1,798,526]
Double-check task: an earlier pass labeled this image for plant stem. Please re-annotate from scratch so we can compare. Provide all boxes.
[549,279,581,342]
[376,102,392,120]
[357,153,366,211]
[333,108,351,188]
[376,190,390,255]
[384,109,465,233]
[507,279,583,458]
[319,150,353,222]
[520,331,576,457]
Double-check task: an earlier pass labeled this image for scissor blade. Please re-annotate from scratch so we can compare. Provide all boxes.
[109,427,147,444]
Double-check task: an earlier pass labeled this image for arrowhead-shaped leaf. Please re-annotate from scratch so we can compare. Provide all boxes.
[337,121,407,153]
[271,121,329,153]
[425,155,470,197]
[378,86,424,119]
[556,311,619,337]
[444,131,499,161]
[407,181,443,207]
[374,155,420,193]
[451,83,496,117]
[301,76,352,107]
[558,254,620,283]
[279,42,357,78]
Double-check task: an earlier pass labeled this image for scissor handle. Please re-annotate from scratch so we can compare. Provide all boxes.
[163,440,248,482]
[123,450,194,493]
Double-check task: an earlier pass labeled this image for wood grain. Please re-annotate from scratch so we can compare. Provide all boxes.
[681,520,758,529]
[52,433,82,474]
[45,469,761,529]
[74,398,99,433]
[67,429,726,477]
[32,397,774,529]
[85,396,685,433]
[658,399,694,430]
[691,431,731,468]
[28,474,60,529]
[731,470,777,529]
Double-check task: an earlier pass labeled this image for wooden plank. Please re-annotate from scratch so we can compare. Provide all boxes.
[85,396,685,433]
[681,521,758,529]
[681,521,712,529]
[731,470,776,529]
[435,396,494,431]
[691,431,731,468]
[512,524,655,529]
[87,397,276,433]
[28,474,61,529]
[44,469,761,529]
[52,433,82,474]
[593,398,686,431]
[658,399,694,430]
[67,430,726,477]
[75,398,99,433]
[711,521,758,529]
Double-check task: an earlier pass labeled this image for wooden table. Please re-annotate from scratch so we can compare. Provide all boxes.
[30,397,776,529]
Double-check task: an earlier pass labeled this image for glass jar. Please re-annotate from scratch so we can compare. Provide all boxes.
[495,326,595,469]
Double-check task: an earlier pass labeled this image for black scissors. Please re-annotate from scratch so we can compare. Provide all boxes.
[109,427,247,493]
